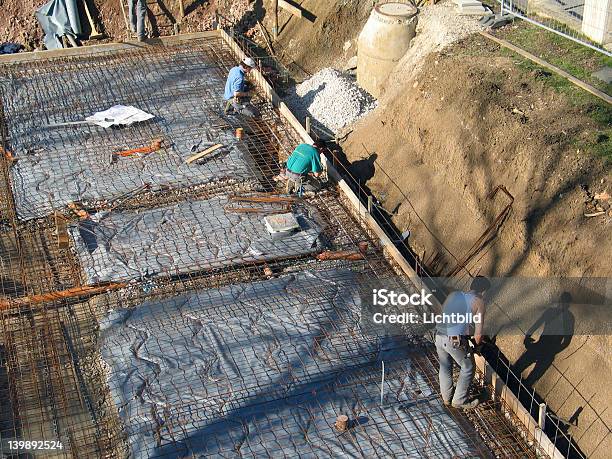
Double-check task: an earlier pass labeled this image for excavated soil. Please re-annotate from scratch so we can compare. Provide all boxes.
[343,35,611,459]
[0,0,254,50]
[341,38,611,457]
[0,0,47,49]
[345,36,611,278]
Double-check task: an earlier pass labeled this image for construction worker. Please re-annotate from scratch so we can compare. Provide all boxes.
[278,141,325,194]
[436,276,491,410]
[128,0,147,42]
[223,58,261,118]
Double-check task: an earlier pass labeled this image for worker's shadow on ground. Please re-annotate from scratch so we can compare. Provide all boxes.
[185,0,208,16]
[347,153,377,186]
[512,292,575,387]
[299,83,326,111]
[234,0,266,32]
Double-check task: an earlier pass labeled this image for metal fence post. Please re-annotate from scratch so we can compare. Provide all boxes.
[538,403,547,430]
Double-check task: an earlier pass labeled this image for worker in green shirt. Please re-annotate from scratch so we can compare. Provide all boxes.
[280,141,325,194]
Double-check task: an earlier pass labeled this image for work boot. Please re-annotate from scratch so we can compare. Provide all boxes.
[452,399,480,410]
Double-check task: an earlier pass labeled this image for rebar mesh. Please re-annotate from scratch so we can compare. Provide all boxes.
[0,35,544,459]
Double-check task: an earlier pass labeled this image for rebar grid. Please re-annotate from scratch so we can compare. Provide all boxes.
[93,268,487,458]
[0,36,543,458]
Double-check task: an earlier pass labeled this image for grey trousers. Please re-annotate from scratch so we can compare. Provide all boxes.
[435,333,475,406]
[128,0,146,39]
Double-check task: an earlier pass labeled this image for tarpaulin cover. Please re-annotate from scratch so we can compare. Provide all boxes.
[36,0,81,50]
[69,197,322,284]
[99,269,479,458]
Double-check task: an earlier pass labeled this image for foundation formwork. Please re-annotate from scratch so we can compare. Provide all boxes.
[0,34,546,458]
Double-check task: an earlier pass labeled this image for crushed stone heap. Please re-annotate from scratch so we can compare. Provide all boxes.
[284,68,377,135]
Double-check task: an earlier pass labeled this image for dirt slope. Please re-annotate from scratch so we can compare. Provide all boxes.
[345,38,610,278]
[341,37,611,457]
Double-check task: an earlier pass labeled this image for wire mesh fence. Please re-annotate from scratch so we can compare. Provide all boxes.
[499,0,612,56]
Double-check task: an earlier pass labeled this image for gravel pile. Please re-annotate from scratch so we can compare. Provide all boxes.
[284,68,377,135]
[390,2,484,84]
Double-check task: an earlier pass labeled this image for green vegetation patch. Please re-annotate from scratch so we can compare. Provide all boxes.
[497,21,612,95]
[505,50,612,162]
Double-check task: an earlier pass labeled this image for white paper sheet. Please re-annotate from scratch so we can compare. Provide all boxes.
[85,105,155,128]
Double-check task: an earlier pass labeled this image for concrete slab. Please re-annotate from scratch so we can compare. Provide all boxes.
[592,66,612,84]
[459,5,489,15]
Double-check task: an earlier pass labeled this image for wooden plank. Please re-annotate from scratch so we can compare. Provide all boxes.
[480,31,612,105]
[0,31,220,64]
[278,0,303,17]
[475,356,565,459]
[54,212,70,250]
[185,143,223,164]
[273,0,279,38]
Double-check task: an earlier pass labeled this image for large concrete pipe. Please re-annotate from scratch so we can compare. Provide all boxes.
[357,2,418,98]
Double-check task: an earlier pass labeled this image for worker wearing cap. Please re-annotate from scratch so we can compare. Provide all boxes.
[223,58,260,118]
[436,276,490,410]
[280,141,325,194]
[128,0,147,42]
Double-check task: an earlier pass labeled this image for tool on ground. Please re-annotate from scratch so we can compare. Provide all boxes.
[45,120,97,128]
[186,143,223,164]
[67,202,90,220]
[82,0,103,39]
[316,250,365,261]
[335,415,349,432]
[228,193,297,204]
[114,138,163,159]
